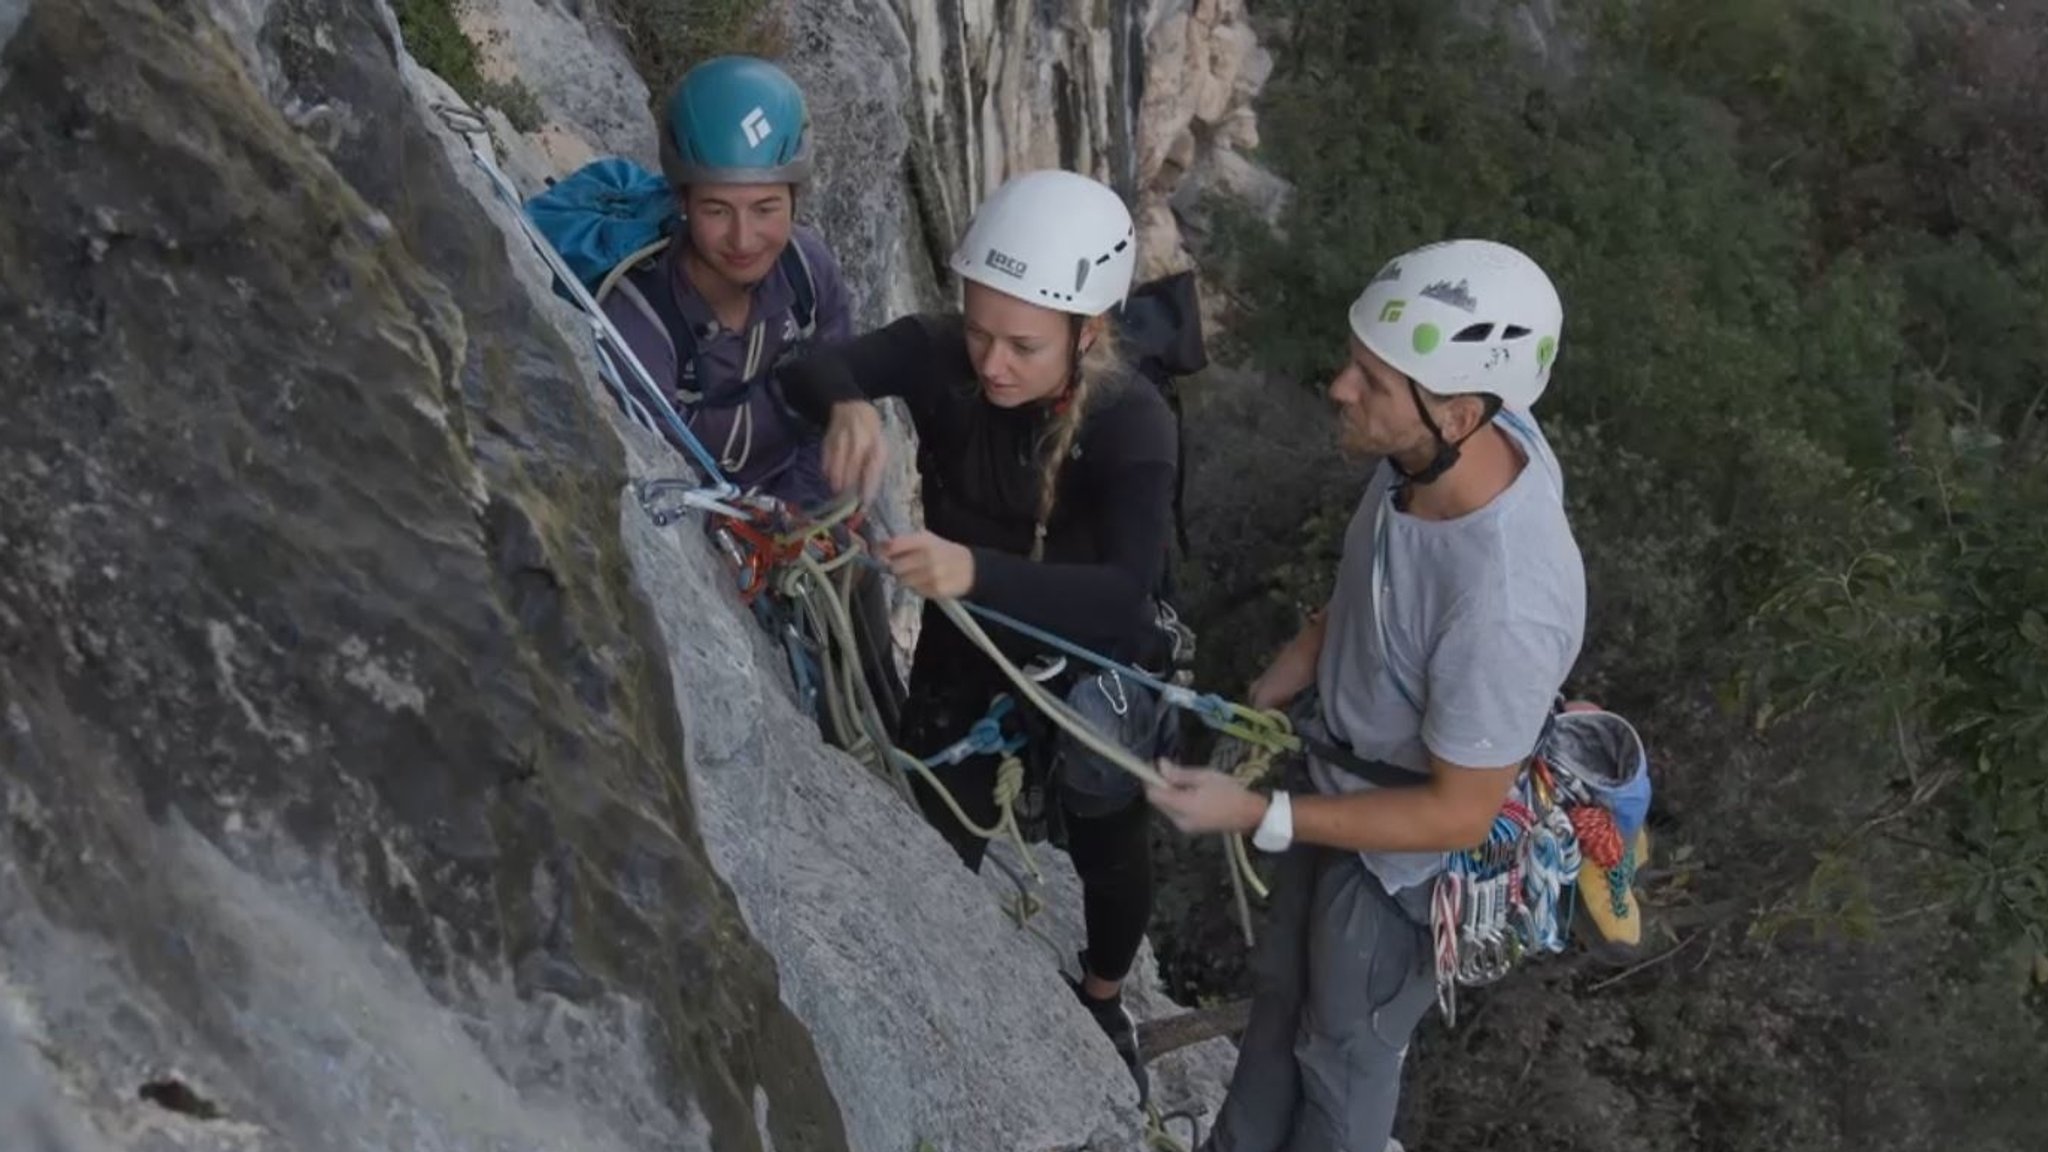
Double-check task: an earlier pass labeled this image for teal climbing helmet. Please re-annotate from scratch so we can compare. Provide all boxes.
[658,56,813,187]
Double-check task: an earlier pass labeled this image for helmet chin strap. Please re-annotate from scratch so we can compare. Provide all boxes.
[1388,378,1501,490]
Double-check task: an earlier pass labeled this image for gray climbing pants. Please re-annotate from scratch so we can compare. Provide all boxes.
[1207,843,1439,1152]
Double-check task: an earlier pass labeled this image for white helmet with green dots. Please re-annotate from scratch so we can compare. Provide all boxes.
[1348,238,1563,411]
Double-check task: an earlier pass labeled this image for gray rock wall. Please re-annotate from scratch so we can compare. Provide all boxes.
[0,2,841,1149]
[1,0,1278,1148]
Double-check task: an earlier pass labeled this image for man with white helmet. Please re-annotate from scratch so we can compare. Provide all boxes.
[778,169,1178,1102]
[1147,240,1586,1150]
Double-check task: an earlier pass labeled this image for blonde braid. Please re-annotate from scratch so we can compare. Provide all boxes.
[1030,323,1126,561]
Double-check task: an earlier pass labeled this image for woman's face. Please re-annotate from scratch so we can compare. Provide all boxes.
[962,280,1091,408]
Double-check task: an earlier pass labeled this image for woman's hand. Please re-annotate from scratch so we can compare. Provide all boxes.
[877,531,976,599]
[822,400,888,501]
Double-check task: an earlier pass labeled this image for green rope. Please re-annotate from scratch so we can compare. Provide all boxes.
[762,513,1048,906]
[741,497,1313,949]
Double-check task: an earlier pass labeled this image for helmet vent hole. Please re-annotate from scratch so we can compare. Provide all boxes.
[1452,323,1494,343]
[1502,325,1532,340]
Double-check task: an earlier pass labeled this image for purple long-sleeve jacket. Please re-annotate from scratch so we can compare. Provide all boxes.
[600,224,852,504]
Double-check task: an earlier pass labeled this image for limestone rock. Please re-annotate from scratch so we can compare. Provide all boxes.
[4,0,1281,1148]
[1,2,841,1149]
[456,0,657,170]
[1130,0,1291,279]
[1172,146,1294,242]
[983,843,1239,1139]
[1136,10,1196,190]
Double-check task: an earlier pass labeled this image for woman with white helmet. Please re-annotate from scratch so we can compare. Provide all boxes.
[777,168,1175,1101]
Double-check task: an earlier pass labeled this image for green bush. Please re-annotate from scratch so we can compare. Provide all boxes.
[600,0,785,98]
[1180,1,2048,1143]
[394,0,484,98]
[393,1,543,131]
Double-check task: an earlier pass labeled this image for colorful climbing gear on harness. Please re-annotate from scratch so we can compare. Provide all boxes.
[1422,707,1653,1026]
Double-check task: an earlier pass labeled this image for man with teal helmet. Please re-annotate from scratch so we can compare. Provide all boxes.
[601,56,897,727]
[599,52,849,502]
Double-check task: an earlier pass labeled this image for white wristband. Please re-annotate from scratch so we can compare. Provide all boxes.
[1251,790,1293,853]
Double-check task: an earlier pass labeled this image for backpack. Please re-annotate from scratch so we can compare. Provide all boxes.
[523,156,819,408]
[1116,270,1207,564]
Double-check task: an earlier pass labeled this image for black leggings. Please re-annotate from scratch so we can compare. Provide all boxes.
[905,734,1155,985]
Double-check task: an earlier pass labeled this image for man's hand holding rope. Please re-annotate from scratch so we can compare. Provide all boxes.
[1145,764,1266,836]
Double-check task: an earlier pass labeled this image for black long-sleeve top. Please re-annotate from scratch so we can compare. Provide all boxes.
[778,313,1178,673]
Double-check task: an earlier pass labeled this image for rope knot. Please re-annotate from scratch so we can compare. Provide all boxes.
[992,755,1027,809]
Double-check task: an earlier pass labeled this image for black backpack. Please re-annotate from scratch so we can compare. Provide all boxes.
[1116,270,1208,570]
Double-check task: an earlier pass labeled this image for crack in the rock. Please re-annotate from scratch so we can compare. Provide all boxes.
[139,1076,223,1120]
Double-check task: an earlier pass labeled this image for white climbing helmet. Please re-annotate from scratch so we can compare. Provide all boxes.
[949,169,1137,317]
[1347,239,1564,410]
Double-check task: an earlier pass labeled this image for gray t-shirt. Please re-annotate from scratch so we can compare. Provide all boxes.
[1309,411,1586,893]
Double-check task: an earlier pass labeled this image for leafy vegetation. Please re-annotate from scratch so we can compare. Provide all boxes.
[598,0,787,98]
[1166,0,2048,1147]
[393,0,544,131]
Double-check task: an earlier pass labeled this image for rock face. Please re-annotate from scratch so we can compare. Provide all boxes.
[1,0,1246,1150]
[1130,0,1287,276]
[784,0,1288,306]
[456,0,658,171]
[0,1,844,1149]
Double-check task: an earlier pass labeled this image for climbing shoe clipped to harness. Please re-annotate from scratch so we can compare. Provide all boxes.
[1574,817,1651,955]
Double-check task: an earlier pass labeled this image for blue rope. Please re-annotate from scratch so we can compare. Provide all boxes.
[921,694,1028,768]
[442,107,734,493]
[851,552,1239,732]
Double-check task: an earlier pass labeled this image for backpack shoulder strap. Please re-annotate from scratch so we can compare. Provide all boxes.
[620,254,702,402]
[779,232,818,337]
[595,237,671,304]
[1156,369,1191,558]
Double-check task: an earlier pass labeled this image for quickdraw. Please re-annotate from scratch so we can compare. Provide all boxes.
[1428,758,1586,1027]
[705,493,862,605]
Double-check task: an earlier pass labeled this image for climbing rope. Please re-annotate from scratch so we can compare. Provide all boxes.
[429,98,1276,839]
[1144,1104,1203,1152]
[440,91,1523,967]
[1569,802,1638,919]
[717,495,1059,922]
[434,102,739,506]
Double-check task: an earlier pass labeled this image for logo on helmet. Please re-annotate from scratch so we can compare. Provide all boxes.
[742,107,773,148]
[1378,300,1406,323]
[1420,278,1478,314]
[985,248,1028,279]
